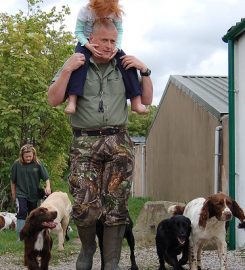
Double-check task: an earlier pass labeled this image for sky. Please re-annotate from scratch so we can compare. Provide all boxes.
[1,0,244,105]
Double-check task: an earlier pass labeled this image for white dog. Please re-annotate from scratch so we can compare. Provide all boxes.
[169,192,245,270]
[41,191,72,251]
[0,212,17,230]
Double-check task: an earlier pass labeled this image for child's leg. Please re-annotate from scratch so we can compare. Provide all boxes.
[65,95,77,114]
[65,42,91,114]
[67,43,91,96]
[115,50,149,114]
[16,197,28,240]
[131,96,150,114]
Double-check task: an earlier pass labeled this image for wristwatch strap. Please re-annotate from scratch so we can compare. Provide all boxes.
[140,68,151,76]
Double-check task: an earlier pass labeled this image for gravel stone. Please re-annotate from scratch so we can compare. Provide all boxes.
[1,245,245,269]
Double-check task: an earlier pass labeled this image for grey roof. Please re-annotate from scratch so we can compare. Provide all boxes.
[169,75,228,119]
[146,75,228,139]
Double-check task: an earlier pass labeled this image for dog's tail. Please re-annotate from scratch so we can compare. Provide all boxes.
[238,221,245,229]
[65,225,73,241]
[168,205,185,215]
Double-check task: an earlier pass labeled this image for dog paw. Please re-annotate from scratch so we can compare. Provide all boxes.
[57,246,64,251]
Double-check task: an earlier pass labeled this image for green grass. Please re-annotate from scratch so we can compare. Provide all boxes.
[0,222,78,252]
[0,230,23,255]
[128,196,150,224]
[0,197,148,260]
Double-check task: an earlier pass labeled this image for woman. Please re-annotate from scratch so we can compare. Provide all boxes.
[10,144,51,238]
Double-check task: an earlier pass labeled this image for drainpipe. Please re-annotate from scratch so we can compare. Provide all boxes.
[132,146,135,198]
[214,126,222,193]
[228,39,236,250]
[142,145,145,197]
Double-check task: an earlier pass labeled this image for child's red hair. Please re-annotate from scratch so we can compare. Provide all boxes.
[89,0,124,19]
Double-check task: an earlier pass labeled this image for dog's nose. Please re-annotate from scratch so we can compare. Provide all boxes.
[222,209,232,221]
[180,231,187,237]
[53,211,58,218]
[225,212,232,220]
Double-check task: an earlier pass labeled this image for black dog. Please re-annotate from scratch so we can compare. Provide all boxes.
[96,214,138,270]
[156,215,191,270]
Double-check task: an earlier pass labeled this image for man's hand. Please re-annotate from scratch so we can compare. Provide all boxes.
[63,53,86,73]
[120,55,148,73]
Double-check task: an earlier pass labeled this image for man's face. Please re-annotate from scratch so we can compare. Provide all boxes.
[90,27,118,63]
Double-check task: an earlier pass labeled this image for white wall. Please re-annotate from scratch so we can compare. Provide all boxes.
[235,33,245,248]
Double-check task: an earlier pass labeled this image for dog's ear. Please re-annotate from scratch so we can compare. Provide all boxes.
[230,199,245,222]
[10,221,16,230]
[163,219,172,233]
[168,205,185,215]
[0,216,4,229]
[199,200,210,228]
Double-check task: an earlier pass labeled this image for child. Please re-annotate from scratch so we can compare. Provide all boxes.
[65,0,149,115]
[10,144,51,239]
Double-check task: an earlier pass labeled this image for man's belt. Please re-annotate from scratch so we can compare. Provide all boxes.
[73,127,125,137]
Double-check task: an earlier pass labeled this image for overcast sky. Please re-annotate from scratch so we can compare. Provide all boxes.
[1,0,244,105]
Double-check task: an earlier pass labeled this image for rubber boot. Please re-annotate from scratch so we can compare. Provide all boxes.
[16,219,25,240]
[76,224,97,270]
[103,225,126,270]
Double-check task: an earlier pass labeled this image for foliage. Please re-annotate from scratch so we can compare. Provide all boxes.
[0,0,75,209]
[127,105,157,137]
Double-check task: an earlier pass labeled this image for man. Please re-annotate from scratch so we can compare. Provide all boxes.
[48,18,153,270]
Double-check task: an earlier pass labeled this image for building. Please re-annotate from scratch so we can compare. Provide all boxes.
[223,18,245,249]
[145,75,228,203]
[131,136,146,197]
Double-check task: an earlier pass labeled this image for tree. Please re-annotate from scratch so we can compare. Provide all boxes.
[127,105,157,137]
[0,0,75,209]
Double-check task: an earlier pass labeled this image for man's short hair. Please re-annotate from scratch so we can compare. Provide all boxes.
[92,18,117,34]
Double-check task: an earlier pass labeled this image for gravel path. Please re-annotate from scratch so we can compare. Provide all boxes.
[1,244,245,270]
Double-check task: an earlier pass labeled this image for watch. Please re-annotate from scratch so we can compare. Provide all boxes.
[140,68,151,76]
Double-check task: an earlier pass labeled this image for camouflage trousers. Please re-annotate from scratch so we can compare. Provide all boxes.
[68,130,134,227]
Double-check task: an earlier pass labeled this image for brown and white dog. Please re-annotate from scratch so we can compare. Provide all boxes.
[20,207,57,270]
[169,192,245,270]
[0,212,16,230]
[40,191,72,251]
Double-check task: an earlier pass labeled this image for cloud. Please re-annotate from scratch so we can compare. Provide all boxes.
[198,49,228,75]
[1,0,245,105]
